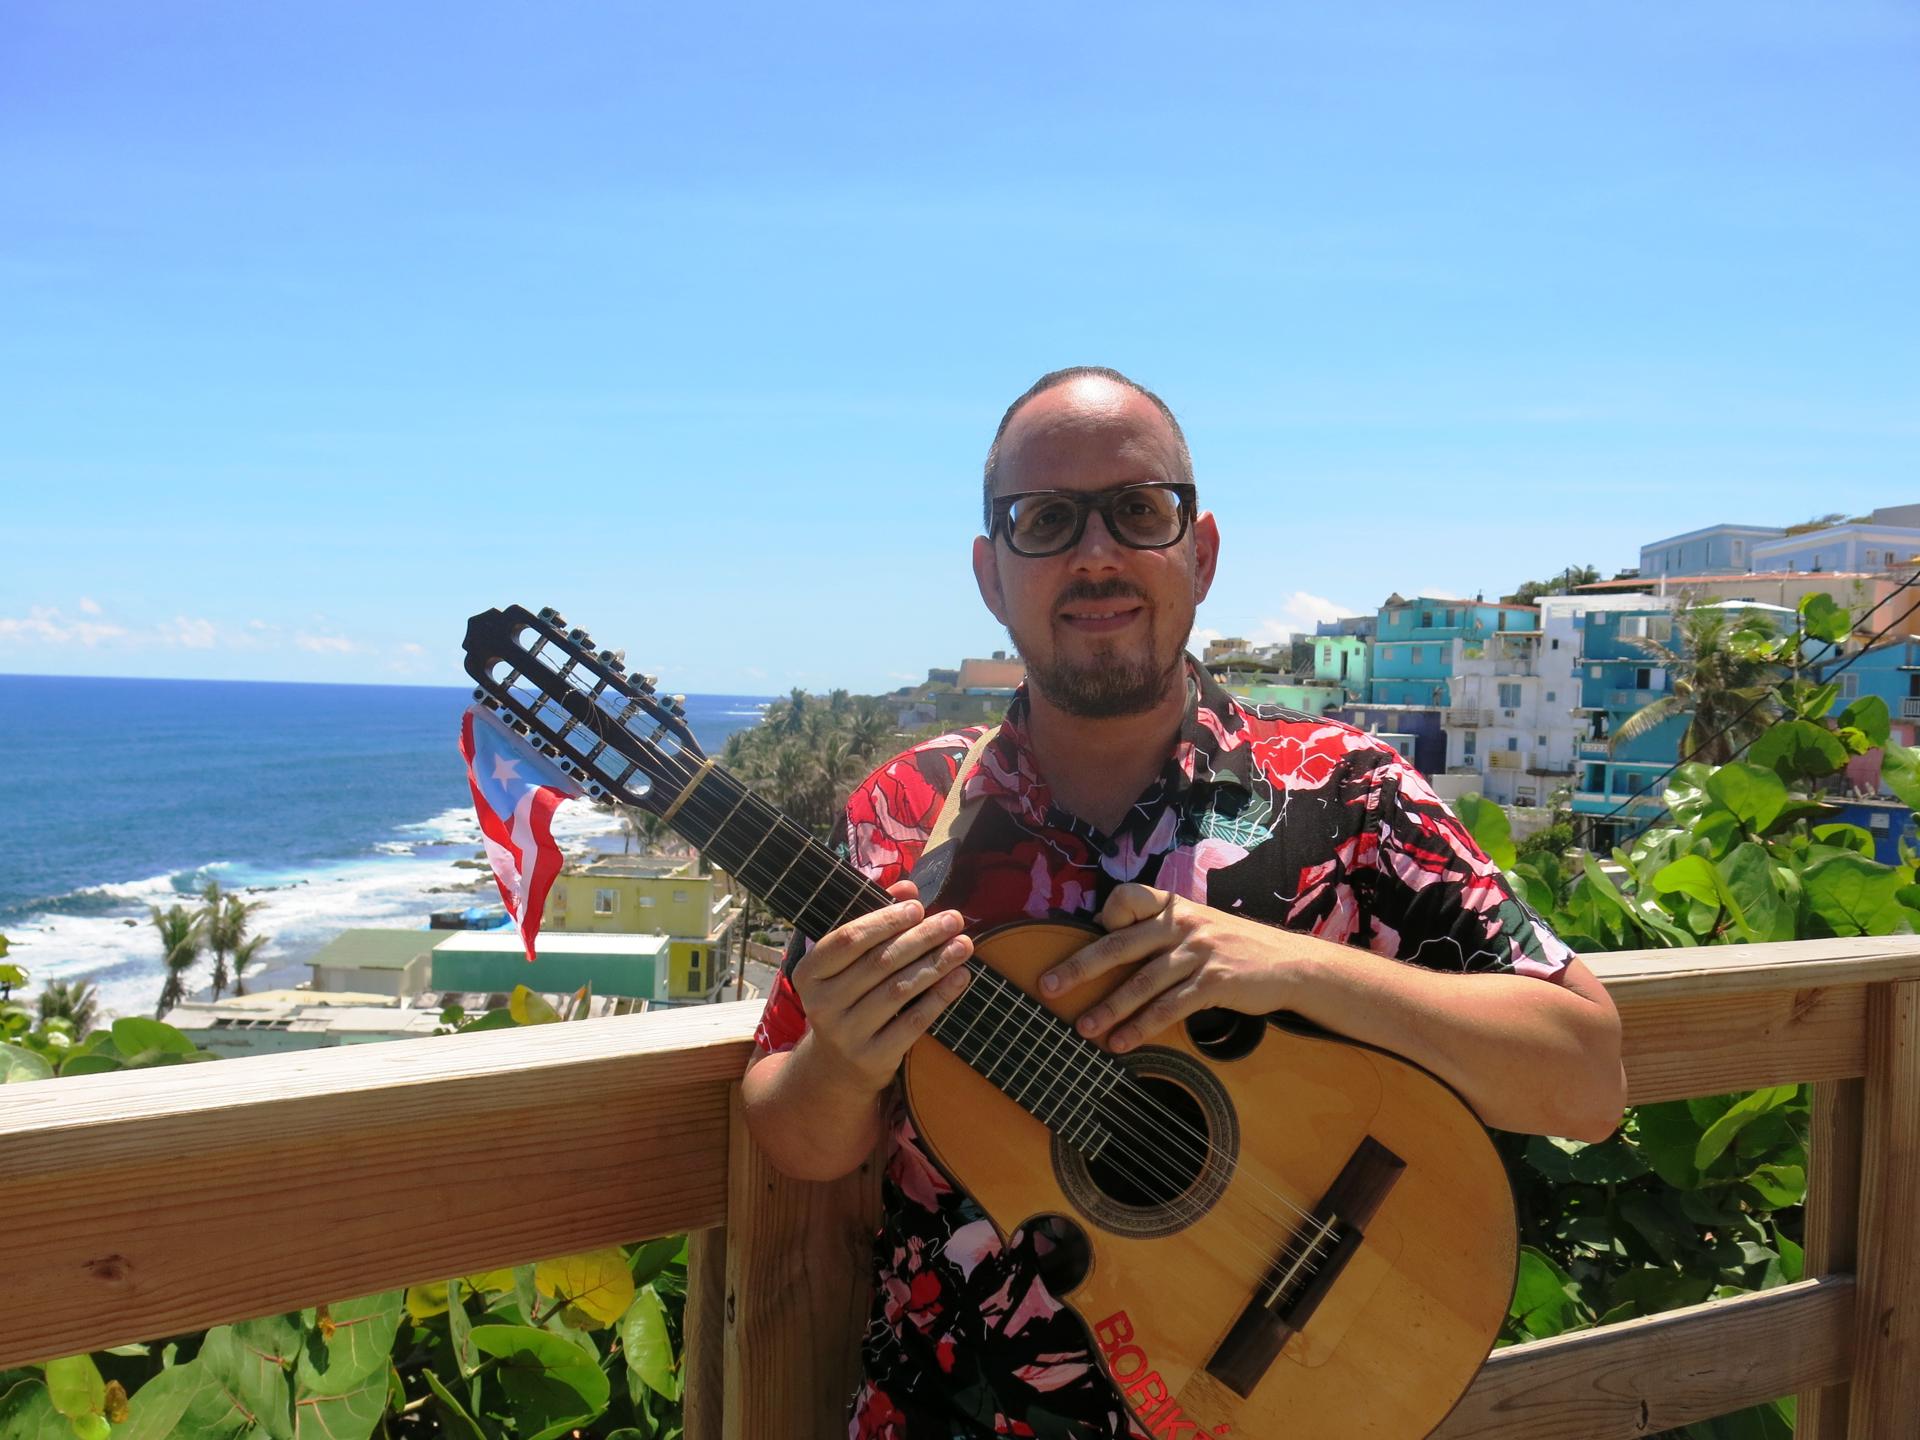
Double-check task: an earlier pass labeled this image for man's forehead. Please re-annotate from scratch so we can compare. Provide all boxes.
[994,382,1181,491]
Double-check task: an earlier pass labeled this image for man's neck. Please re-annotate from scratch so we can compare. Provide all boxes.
[1022,675,1189,834]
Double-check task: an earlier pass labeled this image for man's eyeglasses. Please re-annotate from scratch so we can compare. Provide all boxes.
[987,482,1197,558]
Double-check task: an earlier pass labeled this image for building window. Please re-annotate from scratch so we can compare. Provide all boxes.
[1590,665,1602,679]
[594,889,617,915]
[1507,737,1519,752]
[639,895,655,907]
[1839,674,1860,699]
[1537,734,1547,745]
[1546,691,1556,702]
[1464,734,1477,756]
[672,889,688,903]
[1551,638,1559,650]
[1421,611,1433,627]
[1498,682,1521,708]
[1411,645,1425,663]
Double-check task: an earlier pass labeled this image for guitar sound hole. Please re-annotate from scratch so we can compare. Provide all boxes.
[1051,1046,1237,1238]
[1086,1077,1210,1209]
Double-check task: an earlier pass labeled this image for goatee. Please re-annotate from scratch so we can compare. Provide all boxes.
[1012,580,1191,719]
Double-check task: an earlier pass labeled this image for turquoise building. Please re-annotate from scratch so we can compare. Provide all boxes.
[1569,607,1689,850]
[1370,595,1540,707]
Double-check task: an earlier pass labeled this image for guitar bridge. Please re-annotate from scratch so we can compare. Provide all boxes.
[1205,1136,1405,1398]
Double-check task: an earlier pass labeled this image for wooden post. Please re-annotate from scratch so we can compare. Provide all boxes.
[1847,980,1920,1436]
[1796,1078,1864,1440]
[682,1226,728,1440]
[712,1086,881,1439]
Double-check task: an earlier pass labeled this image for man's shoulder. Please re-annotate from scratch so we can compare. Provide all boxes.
[847,725,992,809]
[1210,696,1412,784]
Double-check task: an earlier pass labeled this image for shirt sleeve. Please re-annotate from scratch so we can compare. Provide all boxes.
[1360,750,1574,980]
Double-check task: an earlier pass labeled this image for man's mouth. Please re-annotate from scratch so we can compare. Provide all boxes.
[1058,603,1145,633]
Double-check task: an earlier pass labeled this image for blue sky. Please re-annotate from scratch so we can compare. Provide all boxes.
[3,2,1915,695]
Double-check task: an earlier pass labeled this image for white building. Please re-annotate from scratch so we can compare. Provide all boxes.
[1444,594,1676,809]
[1750,505,1920,575]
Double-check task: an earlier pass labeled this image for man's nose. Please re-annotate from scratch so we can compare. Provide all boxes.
[1066,506,1126,570]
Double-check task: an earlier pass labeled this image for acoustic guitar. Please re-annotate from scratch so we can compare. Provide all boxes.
[462,603,1517,1440]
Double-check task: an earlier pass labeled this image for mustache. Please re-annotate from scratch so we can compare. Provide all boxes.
[1054,579,1150,609]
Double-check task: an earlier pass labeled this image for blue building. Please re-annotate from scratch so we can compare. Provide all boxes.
[1314,615,1378,641]
[1639,523,1785,578]
[1331,703,1446,778]
[1751,505,1920,576]
[1569,607,1690,851]
[1370,595,1540,708]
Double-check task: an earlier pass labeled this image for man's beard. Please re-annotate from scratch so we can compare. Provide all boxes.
[1010,581,1192,719]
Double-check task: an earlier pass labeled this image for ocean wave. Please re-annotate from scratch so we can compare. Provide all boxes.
[3,796,628,1024]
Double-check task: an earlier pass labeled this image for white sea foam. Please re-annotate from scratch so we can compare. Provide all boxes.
[6,796,625,1024]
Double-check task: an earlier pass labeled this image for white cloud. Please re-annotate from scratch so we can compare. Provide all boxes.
[0,605,128,647]
[156,616,219,649]
[296,632,356,655]
[1246,590,1351,645]
[397,642,425,656]
[78,596,102,615]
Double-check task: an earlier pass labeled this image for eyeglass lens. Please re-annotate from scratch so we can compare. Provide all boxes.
[1002,485,1187,555]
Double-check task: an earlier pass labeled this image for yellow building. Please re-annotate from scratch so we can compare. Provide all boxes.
[541,854,738,1002]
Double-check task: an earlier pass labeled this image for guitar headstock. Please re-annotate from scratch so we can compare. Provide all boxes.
[462,605,703,816]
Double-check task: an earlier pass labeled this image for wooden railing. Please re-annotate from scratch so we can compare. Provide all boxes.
[4,937,1919,1437]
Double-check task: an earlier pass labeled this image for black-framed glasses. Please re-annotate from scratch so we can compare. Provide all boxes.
[987,482,1197,558]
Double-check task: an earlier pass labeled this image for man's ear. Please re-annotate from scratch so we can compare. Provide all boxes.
[1191,511,1220,605]
[972,534,1008,624]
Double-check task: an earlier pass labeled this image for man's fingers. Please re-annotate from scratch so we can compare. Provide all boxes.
[1108,978,1208,1053]
[1074,951,1198,1039]
[872,966,971,1060]
[846,929,973,1038]
[1041,901,1177,997]
[794,899,926,985]
[1099,882,1173,933]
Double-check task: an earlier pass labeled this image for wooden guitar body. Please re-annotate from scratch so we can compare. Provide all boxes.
[903,921,1517,1440]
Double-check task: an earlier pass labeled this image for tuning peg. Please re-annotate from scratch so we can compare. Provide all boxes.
[537,606,562,624]
[670,694,687,714]
[471,687,485,701]
[638,674,658,692]
[597,648,626,672]
[566,627,591,646]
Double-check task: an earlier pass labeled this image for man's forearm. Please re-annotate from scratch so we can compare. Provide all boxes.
[1282,942,1627,1141]
[741,1036,890,1181]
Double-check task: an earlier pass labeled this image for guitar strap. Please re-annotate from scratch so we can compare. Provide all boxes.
[906,724,1000,907]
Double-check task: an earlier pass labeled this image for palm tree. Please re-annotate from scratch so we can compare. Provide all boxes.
[37,978,101,1037]
[200,881,263,1001]
[230,934,270,998]
[150,903,205,1018]
[1611,606,1789,766]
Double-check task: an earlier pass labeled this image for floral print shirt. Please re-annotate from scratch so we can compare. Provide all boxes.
[753,662,1573,1439]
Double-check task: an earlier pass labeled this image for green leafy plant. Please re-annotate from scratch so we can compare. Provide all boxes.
[1459,591,1902,1438]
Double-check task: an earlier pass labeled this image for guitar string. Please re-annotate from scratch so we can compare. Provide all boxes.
[487,659,1350,1285]
[515,668,1351,1287]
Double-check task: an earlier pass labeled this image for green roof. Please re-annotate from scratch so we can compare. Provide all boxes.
[305,929,437,970]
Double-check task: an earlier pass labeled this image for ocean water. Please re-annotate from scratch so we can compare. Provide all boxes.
[0,675,770,1020]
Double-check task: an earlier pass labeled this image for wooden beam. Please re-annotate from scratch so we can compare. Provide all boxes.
[1616,984,1867,1105]
[1798,1078,1865,1440]
[1848,981,1920,1437]
[1432,1276,1855,1440]
[682,1227,728,1440]
[0,1003,762,1367]
[1586,935,1920,1000]
[715,1086,880,1439]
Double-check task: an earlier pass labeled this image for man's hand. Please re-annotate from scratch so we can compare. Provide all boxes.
[790,879,973,1096]
[1040,882,1292,1053]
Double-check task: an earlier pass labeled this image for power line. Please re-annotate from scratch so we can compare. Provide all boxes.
[1582,565,1920,832]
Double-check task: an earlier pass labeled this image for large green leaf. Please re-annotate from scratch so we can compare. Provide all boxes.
[420,1371,486,1440]
[1630,1102,1707,1189]
[0,1043,52,1084]
[1811,823,1876,857]
[1523,1133,1649,1184]
[1748,720,1847,782]
[535,1247,636,1328]
[110,1365,206,1440]
[447,1279,480,1379]
[1661,762,1720,828]
[1717,843,1791,942]
[1799,591,1851,644]
[1702,763,1788,834]
[1454,793,1516,870]
[0,1379,67,1440]
[1652,854,1721,909]
[44,1355,107,1432]
[109,1017,198,1063]
[1507,1247,1586,1339]
[291,1371,385,1440]
[627,1236,687,1290]
[201,1317,302,1440]
[1694,1086,1798,1171]
[1881,741,1920,810]
[1803,849,1907,936]
[469,1325,610,1440]
[622,1285,679,1403]
[296,1291,402,1394]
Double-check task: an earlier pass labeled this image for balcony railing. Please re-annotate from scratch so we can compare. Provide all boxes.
[1901,697,1920,720]
[1445,707,1493,727]
[1577,739,1611,758]
[6,940,1920,1436]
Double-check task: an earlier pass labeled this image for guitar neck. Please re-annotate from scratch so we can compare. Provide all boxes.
[661,764,1124,1134]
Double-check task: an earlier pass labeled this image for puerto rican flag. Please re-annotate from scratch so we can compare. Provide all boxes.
[459,706,585,960]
